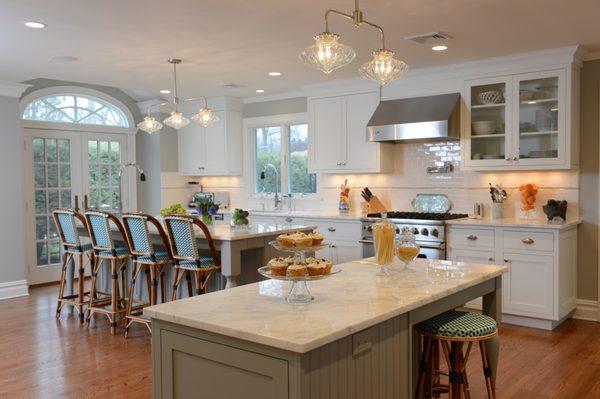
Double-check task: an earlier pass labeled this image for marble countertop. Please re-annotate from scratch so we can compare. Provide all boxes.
[446,217,581,230]
[220,209,365,221]
[144,258,507,353]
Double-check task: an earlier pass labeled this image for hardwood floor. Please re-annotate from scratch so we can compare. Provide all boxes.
[0,285,598,398]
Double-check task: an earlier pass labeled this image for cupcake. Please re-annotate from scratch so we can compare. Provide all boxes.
[307,259,332,276]
[292,232,313,247]
[276,233,294,247]
[309,232,324,246]
[286,264,308,278]
[268,258,289,276]
[282,257,295,265]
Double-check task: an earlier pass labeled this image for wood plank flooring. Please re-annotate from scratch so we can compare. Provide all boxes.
[0,285,598,398]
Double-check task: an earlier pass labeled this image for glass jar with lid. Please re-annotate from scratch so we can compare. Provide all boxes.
[372,218,397,275]
[396,226,420,271]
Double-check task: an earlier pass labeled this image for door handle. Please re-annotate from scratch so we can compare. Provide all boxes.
[521,238,535,244]
[358,239,374,244]
[74,195,79,211]
[488,257,494,262]
[504,259,511,263]
[466,234,478,241]
[328,227,336,232]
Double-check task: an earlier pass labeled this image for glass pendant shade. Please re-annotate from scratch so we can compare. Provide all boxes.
[299,32,356,74]
[192,107,219,127]
[163,111,190,130]
[137,115,163,134]
[359,49,408,86]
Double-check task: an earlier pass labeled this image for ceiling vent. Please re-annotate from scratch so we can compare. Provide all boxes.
[404,31,451,44]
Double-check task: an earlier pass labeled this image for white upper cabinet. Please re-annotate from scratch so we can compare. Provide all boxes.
[308,91,392,173]
[463,68,575,171]
[178,98,243,176]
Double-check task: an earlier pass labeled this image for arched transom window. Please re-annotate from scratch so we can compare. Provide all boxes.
[23,94,129,127]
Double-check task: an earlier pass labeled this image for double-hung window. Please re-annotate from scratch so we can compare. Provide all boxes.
[253,122,317,195]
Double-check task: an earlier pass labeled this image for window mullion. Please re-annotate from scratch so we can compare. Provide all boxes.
[280,124,290,195]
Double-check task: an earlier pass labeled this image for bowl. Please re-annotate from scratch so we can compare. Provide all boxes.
[478,91,503,105]
[520,90,535,101]
[472,121,497,135]
[542,205,567,221]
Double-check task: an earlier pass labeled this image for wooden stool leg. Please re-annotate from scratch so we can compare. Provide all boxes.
[459,342,473,399]
[110,258,118,335]
[171,268,183,301]
[479,340,496,399]
[186,270,193,297]
[120,259,128,308]
[159,266,166,303]
[77,253,85,323]
[124,262,142,338]
[56,252,71,318]
[86,256,100,325]
[150,264,158,305]
[415,335,432,399]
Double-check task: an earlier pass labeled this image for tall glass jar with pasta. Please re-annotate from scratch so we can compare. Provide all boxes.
[372,219,397,275]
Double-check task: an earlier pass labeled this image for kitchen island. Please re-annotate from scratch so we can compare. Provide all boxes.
[145,258,507,399]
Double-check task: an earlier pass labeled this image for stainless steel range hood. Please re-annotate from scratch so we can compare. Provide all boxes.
[366,93,461,143]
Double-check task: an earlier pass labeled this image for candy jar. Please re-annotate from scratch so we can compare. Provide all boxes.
[396,227,420,271]
[372,218,397,275]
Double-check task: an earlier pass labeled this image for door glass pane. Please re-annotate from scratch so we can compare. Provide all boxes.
[470,83,506,161]
[59,164,71,188]
[34,165,45,188]
[35,216,47,240]
[518,76,559,159]
[99,141,110,163]
[47,189,59,211]
[47,164,58,187]
[46,139,57,162]
[35,190,46,213]
[60,190,72,208]
[36,242,48,265]
[58,139,70,162]
[87,139,122,211]
[49,240,61,264]
[289,124,317,194]
[88,140,98,162]
[33,138,45,162]
[254,126,281,193]
[110,141,120,163]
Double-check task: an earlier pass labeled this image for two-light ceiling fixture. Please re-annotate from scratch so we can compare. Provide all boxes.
[137,59,219,134]
[299,0,408,86]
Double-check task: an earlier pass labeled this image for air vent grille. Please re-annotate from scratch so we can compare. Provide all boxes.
[404,31,451,44]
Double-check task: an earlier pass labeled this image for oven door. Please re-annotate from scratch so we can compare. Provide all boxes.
[359,240,445,260]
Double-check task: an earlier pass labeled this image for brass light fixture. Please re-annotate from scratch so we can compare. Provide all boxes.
[299,0,408,86]
[137,59,219,134]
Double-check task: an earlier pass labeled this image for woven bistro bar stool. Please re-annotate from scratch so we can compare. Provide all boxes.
[84,210,132,335]
[122,213,174,337]
[163,215,221,300]
[52,208,98,323]
[415,310,498,399]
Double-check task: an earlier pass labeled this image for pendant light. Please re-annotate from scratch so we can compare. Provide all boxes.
[300,0,408,86]
[137,113,163,134]
[162,59,190,130]
[191,97,219,127]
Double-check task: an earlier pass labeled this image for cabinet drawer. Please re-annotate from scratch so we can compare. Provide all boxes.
[304,219,361,240]
[448,228,495,250]
[503,230,554,252]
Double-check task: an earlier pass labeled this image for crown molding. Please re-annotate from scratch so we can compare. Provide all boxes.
[0,81,31,98]
[582,51,600,61]
[243,90,305,104]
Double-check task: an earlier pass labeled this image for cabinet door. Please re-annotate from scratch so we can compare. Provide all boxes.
[178,122,205,175]
[308,96,344,171]
[464,76,513,168]
[511,69,566,167]
[447,248,495,265]
[203,110,227,175]
[344,92,379,170]
[327,239,362,264]
[502,252,554,317]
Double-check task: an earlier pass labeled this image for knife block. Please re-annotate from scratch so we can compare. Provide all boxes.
[367,195,388,214]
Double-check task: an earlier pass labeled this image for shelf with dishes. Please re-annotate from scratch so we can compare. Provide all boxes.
[471,103,506,109]
[471,134,505,139]
[520,98,558,105]
[520,130,558,136]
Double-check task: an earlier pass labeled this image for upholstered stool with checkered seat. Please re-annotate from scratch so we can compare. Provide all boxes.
[84,210,132,335]
[53,208,99,323]
[163,215,221,300]
[415,310,498,399]
[122,213,174,337]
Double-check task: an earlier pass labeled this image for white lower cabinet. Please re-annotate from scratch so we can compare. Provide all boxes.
[448,225,577,330]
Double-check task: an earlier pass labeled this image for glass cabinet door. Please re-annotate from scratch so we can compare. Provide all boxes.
[465,77,512,166]
[513,70,565,165]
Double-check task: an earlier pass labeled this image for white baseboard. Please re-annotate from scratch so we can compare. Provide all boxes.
[572,299,599,322]
[0,280,29,300]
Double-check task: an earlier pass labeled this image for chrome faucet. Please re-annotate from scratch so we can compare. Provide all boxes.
[118,162,146,213]
[260,163,281,210]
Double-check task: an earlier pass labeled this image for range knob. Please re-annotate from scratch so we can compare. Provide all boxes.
[411,227,419,235]
[431,229,439,237]
[367,225,373,232]
[421,228,429,236]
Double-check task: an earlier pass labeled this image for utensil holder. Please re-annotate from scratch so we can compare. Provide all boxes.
[491,202,503,219]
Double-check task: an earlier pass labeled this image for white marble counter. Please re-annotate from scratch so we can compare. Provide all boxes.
[220,209,365,221]
[446,217,581,230]
[145,258,507,353]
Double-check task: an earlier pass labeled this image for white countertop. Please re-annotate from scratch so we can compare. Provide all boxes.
[225,209,365,221]
[144,258,507,353]
[446,217,581,230]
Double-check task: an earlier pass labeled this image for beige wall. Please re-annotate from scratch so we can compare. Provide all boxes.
[579,60,600,301]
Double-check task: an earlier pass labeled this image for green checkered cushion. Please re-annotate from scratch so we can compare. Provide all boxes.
[98,247,130,258]
[178,255,217,270]
[137,251,172,264]
[417,310,497,338]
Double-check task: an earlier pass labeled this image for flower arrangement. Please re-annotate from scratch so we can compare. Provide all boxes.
[195,199,219,225]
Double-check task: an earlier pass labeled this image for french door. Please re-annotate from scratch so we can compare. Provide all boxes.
[23,128,130,284]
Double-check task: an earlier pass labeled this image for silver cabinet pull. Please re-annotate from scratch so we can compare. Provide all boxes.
[328,227,336,232]
[512,156,519,161]
[504,259,511,263]
[466,234,478,241]
[285,217,293,223]
[521,237,534,244]
[488,257,494,262]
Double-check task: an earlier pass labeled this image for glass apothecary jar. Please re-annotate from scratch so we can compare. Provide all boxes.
[396,227,420,271]
[373,218,397,275]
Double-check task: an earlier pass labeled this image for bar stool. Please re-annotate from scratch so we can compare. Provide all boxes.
[52,208,97,323]
[122,213,174,337]
[84,210,131,335]
[163,215,221,300]
[415,310,497,399]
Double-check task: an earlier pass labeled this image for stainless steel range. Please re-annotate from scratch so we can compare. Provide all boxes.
[360,212,468,260]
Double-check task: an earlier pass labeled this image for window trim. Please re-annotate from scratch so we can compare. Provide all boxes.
[243,113,321,200]
[19,86,136,134]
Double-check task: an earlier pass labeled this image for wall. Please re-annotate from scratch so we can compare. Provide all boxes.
[578,59,600,301]
[0,95,26,287]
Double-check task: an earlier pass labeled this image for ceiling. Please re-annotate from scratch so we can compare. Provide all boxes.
[1,0,599,101]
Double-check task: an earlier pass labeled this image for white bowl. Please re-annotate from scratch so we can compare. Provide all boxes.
[478,91,503,105]
[472,121,497,135]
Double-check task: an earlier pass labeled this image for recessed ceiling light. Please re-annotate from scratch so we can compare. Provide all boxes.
[255,89,265,93]
[25,21,46,29]
[160,89,171,94]
[431,45,448,52]
[268,72,281,76]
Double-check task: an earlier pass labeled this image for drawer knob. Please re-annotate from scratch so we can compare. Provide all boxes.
[466,234,478,241]
[521,238,535,244]
[328,227,336,232]
[285,217,293,223]
[504,259,511,263]
[488,257,494,262]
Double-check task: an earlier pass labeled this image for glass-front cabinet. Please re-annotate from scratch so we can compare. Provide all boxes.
[464,69,568,170]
